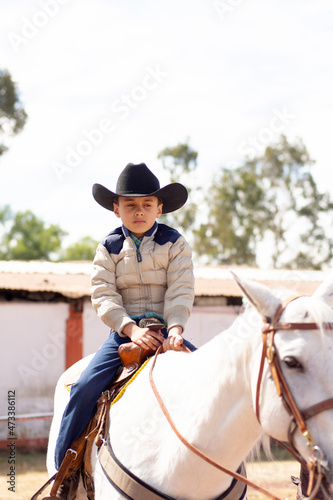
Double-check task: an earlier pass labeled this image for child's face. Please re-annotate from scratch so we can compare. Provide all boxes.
[113,196,163,238]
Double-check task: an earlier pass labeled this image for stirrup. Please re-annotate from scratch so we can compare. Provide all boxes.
[31,449,78,499]
[41,469,80,500]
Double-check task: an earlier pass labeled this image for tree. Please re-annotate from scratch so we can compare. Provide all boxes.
[157,141,199,235]
[0,204,12,224]
[193,165,267,266]
[61,236,99,261]
[0,210,67,260]
[193,135,333,269]
[0,207,99,261]
[0,69,27,156]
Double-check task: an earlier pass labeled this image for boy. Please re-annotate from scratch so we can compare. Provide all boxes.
[46,162,195,499]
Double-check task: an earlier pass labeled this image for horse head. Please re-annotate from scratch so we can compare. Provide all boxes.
[233,271,333,497]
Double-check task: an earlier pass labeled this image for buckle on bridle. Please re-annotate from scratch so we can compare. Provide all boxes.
[303,429,316,452]
[266,345,275,364]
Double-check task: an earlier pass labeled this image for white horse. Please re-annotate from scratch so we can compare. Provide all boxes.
[46,273,333,499]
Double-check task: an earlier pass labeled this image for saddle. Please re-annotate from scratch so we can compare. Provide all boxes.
[108,319,165,403]
[34,322,163,500]
[63,319,165,392]
[80,340,158,499]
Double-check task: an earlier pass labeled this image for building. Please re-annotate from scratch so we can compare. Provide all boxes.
[0,260,325,448]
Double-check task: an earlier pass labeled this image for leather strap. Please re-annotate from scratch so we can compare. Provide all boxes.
[149,347,282,500]
[255,295,302,422]
[270,352,308,433]
[98,436,247,500]
[30,474,57,500]
[302,398,333,421]
[256,331,268,422]
[262,322,333,333]
[98,437,176,500]
[49,448,78,497]
[255,295,333,427]
[258,295,333,439]
[255,294,333,499]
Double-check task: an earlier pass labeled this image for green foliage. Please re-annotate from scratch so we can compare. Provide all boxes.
[193,135,333,269]
[0,204,12,224]
[158,142,198,182]
[0,207,99,261]
[1,134,331,269]
[0,210,67,260]
[193,165,268,265]
[0,69,27,155]
[158,141,199,235]
[61,236,99,261]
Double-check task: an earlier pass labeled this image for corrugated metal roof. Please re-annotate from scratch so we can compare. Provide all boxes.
[194,266,326,297]
[0,261,92,299]
[0,261,326,299]
[0,260,92,275]
[0,272,91,298]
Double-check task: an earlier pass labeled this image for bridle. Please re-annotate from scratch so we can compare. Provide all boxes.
[150,295,333,500]
[256,295,333,499]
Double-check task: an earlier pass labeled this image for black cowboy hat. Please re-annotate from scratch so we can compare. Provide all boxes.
[92,163,188,214]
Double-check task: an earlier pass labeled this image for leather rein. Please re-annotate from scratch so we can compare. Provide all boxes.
[256,295,333,499]
[256,295,333,439]
[150,295,333,500]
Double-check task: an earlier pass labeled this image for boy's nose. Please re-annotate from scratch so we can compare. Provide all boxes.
[135,206,144,215]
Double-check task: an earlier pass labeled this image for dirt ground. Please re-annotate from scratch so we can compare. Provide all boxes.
[0,450,300,499]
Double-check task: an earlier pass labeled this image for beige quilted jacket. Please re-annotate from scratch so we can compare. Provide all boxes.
[91,222,194,336]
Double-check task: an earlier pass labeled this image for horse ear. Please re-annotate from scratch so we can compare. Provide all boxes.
[231,271,281,322]
[313,272,333,308]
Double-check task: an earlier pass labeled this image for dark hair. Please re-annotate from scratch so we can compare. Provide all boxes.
[113,196,163,206]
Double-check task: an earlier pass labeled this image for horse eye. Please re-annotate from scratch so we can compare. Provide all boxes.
[283,356,303,370]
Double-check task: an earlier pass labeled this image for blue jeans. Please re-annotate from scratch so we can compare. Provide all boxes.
[54,328,196,469]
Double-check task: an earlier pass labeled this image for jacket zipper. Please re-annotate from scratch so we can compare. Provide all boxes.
[136,247,142,262]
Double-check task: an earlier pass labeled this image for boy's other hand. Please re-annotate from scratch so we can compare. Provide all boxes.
[163,326,183,352]
[123,323,164,351]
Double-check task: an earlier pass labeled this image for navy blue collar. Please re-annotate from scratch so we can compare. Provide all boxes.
[122,221,158,239]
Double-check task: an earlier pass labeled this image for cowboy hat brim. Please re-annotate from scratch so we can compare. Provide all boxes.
[92,182,188,214]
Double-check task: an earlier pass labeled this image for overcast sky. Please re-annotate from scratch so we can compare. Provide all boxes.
[1,0,333,249]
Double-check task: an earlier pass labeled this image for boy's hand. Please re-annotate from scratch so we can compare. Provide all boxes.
[163,326,184,352]
[122,323,164,351]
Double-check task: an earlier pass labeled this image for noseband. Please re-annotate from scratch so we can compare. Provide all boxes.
[256,295,333,499]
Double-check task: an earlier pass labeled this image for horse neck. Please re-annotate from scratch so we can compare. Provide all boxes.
[162,321,263,470]
[106,318,264,500]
